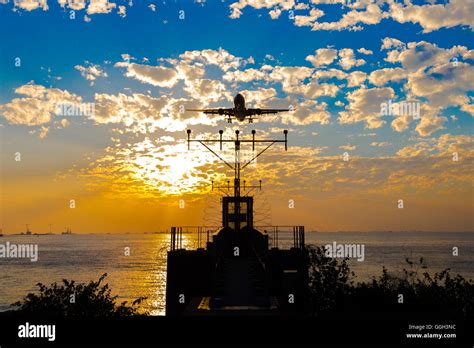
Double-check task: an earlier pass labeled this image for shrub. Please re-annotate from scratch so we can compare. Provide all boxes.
[307,246,474,317]
[12,273,146,316]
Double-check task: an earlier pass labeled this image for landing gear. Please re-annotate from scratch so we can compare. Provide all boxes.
[227,118,232,123]
[248,118,254,124]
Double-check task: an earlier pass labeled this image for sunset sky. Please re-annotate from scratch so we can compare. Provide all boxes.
[0,0,473,233]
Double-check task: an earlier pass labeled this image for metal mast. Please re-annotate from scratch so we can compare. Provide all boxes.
[186,129,288,232]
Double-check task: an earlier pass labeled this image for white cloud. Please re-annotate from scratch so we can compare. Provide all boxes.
[0,84,82,127]
[118,63,179,88]
[347,71,367,88]
[310,3,385,31]
[87,0,116,15]
[368,68,407,86]
[338,48,365,70]
[282,99,331,126]
[183,79,228,103]
[223,68,267,82]
[357,48,373,55]
[268,66,313,93]
[389,0,474,33]
[381,37,405,50]
[294,8,324,27]
[338,87,395,129]
[117,5,126,18]
[227,0,474,33]
[339,144,356,151]
[370,141,390,147]
[75,63,108,81]
[305,48,338,67]
[179,48,243,72]
[13,0,48,11]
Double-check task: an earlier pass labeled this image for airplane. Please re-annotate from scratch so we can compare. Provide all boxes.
[186,93,290,123]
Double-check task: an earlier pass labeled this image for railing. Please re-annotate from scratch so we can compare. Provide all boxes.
[170,225,305,251]
[170,226,219,251]
[257,225,305,250]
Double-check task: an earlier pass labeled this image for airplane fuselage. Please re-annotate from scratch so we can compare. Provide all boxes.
[233,93,247,121]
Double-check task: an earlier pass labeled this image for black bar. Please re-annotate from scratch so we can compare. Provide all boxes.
[0,316,471,346]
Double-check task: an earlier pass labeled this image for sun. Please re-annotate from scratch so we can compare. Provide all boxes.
[125,139,224,196]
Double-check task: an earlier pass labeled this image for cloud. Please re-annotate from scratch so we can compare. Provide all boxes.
[179,48,243,72]
[75,63,108,81]
[396,134,474,158]
[313,68,347,81]
[226,0,474,33]
[347,71,367,88]
[183,79,228,103]
[338,87,395,129]
[13,0,48,11]
[381,37,405,50]
[229,0,297,20]
[305,48,338,67]
[389,0,474,33]
[223,68,267,82]
[368,68,407,86]
[370,141,390,147]
[0,84,82,126]
[310,3,385,31]
[294,8,324,27]
[117,63,179,88]
[282,99,331,126]
[386,41,466,72]
[87,0,116,15]
[117,5,126,18]
[238,87,277,105]
[357,48,373,55]
[415,114,447,137]
[338,48,365,70]
[293,81,339,99]
[339,144,356,151]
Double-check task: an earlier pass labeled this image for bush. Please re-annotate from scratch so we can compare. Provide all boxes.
[12,273,146,316]
[307,245,355,316]
[307,245,474,318]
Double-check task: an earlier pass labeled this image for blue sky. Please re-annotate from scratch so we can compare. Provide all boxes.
[1,1,472,149]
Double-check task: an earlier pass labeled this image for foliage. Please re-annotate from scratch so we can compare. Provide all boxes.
[307,245,474,317]
[12,273,147,316]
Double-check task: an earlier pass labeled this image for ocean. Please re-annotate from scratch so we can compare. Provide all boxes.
[0,232,473,316]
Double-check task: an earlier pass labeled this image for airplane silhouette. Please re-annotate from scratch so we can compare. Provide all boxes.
[187,93,290,123]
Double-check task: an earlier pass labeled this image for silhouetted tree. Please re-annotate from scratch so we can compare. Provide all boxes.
[13,273,146,316]
[307,246,474,318]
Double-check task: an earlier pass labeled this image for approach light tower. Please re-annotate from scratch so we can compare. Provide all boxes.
[186,128,288,232]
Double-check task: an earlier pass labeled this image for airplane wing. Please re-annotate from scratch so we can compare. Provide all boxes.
[186,108,235,116]
[246,108,290,116]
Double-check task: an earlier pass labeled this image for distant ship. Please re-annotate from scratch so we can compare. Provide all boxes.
[62,228,73,235]
[22,225,32,235]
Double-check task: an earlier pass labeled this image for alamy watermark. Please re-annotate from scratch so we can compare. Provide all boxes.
[18,322,55,342]
[380,99,421,120]
[0,242,38,262]
[56,102,95,117]
[325,242,365,262]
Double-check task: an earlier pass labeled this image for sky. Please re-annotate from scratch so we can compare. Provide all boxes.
[0,0,473,233]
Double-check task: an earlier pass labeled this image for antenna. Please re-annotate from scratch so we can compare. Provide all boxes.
[186,129,288,232]
[186,129,288,197]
